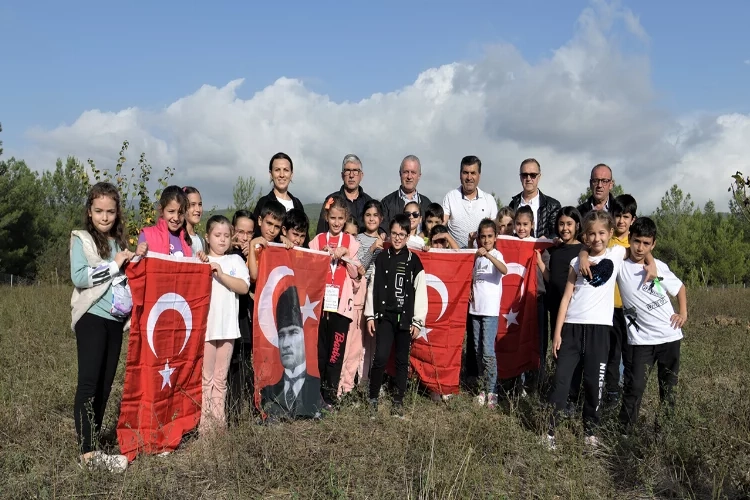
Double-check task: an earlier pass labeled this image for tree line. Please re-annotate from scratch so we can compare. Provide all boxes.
[1,131,749,287]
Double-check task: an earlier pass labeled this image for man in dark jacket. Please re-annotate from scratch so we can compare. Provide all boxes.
[508,158,561,239]
[380,155,432,233]
[577,163,617,217]
[316,154,373,234]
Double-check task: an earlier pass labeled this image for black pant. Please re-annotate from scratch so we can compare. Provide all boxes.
[619,339,680,433]
[548,323,609,435]
[74,312,124,454]
[369,312,412,403]
[605,308,627,394]
[227,339,253,422]
[548,302,582,404]
[318,312,351,405]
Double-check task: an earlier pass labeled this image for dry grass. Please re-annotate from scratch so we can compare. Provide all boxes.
[1,287,749,499]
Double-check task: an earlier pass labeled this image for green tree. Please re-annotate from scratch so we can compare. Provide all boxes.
[491,192,503,210]
[0,158,49,275]
[232,175,261,214]
[577,183,625,206]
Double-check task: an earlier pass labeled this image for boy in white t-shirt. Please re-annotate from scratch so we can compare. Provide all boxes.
[616,217,687,435]
[469,219,508,409]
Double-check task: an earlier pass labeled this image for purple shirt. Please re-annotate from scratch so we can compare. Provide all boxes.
[138,230,186,256]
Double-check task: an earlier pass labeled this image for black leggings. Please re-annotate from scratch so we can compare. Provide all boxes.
[318,312,351,405]
[74,312,124,454]
[369,312,412,403]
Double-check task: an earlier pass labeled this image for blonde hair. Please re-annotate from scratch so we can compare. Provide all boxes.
[581,210,615,234]
[496,206,515,221]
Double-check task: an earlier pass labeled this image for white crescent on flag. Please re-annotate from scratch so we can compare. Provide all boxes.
[418,273,449,342]
[257,266,295,348]
[146,292,193,359]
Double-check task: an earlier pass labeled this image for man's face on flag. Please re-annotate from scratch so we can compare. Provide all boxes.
[278,325,305,370]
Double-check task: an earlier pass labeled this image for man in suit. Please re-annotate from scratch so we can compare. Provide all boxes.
[508,158,561,239]
[261,286,322,419]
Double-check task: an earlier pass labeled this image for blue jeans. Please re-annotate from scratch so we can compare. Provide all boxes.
[470,314,499,394]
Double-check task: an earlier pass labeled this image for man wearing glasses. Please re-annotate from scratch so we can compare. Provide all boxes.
[316,154,373,234]
[577,163,616,216]
[508,158,561,238]
[379,155,433,233]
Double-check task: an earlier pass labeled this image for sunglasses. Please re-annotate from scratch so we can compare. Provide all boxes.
[520,172,539,179]
[405,211,421,219]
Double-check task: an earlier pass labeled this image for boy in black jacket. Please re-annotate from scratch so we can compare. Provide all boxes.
[365,214,428,418]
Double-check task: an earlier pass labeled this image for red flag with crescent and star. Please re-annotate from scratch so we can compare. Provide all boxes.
[409,249,475,395]
[117,253,212,461]
[495,236,553,379]
[252,244,329,418]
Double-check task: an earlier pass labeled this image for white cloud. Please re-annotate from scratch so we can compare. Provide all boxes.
[19,1,749,213]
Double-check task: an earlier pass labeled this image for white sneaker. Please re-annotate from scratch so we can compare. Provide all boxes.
[81,451,128,473]
[543,434,557,451]
[584,435,601,449]
[475,391,486,406]
[487,392,498,409]
[441,394,454,402]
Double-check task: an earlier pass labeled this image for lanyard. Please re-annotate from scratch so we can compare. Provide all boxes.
[326,232,343,280]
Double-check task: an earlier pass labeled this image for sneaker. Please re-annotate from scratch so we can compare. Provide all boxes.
[475,391,486,406]
[368,399,378,420]
[391,402,405,419]
[543,434,557,451]
[520,388,528,399]
[80,451,128,473]
[584,435,601,449]
[606,391,620,406]
[441,394,454,402]
[487,392,498,410]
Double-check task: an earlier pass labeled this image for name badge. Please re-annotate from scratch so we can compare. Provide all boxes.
[324,284,340,312]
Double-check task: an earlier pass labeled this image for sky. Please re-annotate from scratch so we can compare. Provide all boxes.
[2,0,749,212]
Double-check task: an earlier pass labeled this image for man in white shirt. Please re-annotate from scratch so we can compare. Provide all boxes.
[441,156,498,248]
[616,217,687,435]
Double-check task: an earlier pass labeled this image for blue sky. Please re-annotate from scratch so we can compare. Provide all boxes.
[2,0,748,146]
[1,0,749,209]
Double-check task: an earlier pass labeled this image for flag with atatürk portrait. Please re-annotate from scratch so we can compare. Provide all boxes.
[253,244,329,419]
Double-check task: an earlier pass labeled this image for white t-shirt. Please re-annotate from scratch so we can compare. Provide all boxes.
[277,197,295,212]
[617,258,684,345]
[565,245,627,326]
[190,234,205,256]
[469,249,506,316]
[442,187,498,249]
[518,192,541,236]
[206,254,251,341]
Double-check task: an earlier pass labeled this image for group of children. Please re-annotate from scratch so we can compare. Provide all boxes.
[70,166,687,471]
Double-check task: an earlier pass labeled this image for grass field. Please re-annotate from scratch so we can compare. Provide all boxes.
[1,287,749,499]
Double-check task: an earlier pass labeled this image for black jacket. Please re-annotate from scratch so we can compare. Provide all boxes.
[316,185,373,234]
[364,248,427,331]
[576,193,617,218]
[251,189,309,246]
[509,190,561,239]
[261,373,321,419]
[379,189,433,233]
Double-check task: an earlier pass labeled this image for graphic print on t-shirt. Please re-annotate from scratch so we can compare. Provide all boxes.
[623,305,639,332]
[395,261,407,309]
[584,258,614,287]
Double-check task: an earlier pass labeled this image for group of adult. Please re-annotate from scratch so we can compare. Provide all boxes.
[278,153,621,244]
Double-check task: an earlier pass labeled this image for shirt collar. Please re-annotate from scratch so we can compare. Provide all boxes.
[460,186,483,200]
[519,191,539,208]
[284,362,306,379]
[399,187,420,204]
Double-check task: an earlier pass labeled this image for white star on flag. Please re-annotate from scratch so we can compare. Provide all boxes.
[416,327,431,342]
[503,309,520,328]
[159,361,175,390]
[300,295,320,325]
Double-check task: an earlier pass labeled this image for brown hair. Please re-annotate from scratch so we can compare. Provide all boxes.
[581,210,615,234]
[84,182,128,258]
[323,195,350,220]
[159,185,192,247]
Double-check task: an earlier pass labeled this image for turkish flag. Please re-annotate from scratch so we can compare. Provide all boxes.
[409,250,475,395]
[495,237,553,379]
[252,245,329,419]
[117,253,211,461]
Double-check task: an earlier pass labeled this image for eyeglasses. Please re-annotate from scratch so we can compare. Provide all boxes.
[590,178,612,186]
[390,232,408,239]
[405,211,421,219]
[343,168,362,176]
[520,172,539,179]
